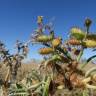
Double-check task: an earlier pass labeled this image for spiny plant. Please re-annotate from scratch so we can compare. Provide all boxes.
[28,17,96,96]
[11,17,96,96]
[1,17,96,96]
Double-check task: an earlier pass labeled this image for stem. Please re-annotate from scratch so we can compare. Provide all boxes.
[8,92,28,96]
[42,76,51,96]
[44,59,52,68]
[80,62,88,69]
[86,84,96,89]
[82,77,91,83]
[78,23,89,63]
[77,48,84,62]
[87,26,89,34]
[85,67,96,77]
[28,82,44,90]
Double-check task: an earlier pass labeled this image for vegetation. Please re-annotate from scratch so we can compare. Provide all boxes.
[0,16,96,96]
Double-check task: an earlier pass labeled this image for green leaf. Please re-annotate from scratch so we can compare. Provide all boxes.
[81,55,96,68]
[87,55,96,62]
[16,83,23,89]
[42,76,51,96]
[83,89,89,96]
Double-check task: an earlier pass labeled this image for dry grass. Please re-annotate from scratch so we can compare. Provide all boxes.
[0,61,96,96]
[0,61,96,81]
[0,62,39,82]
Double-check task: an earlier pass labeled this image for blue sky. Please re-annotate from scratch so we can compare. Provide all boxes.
[0,0,96,60]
